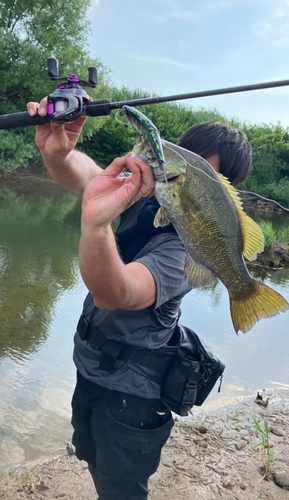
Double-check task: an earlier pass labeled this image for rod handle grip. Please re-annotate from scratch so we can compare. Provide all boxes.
[0,112,52,130]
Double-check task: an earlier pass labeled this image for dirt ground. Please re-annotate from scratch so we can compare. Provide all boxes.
[0,388,288,500]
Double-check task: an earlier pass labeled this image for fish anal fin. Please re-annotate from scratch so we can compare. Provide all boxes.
[230,281,289,334]
[184,254,217,287]
[154,207,170,227]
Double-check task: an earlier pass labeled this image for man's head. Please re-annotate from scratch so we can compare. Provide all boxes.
[178,121,252,187]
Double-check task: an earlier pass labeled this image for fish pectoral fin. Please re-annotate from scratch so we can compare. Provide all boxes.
[216,172,264,260]
[132,136,146,156]
[184,254,217,287]
[154,207,171,227]
[182,187,200,209]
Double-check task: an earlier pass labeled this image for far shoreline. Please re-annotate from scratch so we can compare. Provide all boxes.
[2,169,289,270]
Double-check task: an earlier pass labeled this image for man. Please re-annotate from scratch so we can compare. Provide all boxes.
[27,98,252,500]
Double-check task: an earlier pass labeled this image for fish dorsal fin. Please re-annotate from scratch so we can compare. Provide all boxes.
[237,209,264,260]
[216,173,264,261]
[216,172,243,209]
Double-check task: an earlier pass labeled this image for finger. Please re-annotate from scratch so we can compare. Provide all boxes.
[128,156,155,186]
[38,97,48,116]
[101,154,131,177]
[27,102,40,116]
[126,154,152,173]
[125,155,143,173]
[126,156,155,200]
[131,155,153,173]
[71,115,88,130]
[51,121,65,132]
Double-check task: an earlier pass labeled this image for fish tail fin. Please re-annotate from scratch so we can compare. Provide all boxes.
[230,281,289,334]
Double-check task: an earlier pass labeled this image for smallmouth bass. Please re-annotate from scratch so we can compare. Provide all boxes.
[122,106,289,334]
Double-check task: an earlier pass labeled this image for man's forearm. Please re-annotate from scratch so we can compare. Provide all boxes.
[79,224,139,310]
[42,150,103,195]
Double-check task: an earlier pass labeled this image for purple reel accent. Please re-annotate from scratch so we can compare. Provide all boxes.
[47,101,54,115]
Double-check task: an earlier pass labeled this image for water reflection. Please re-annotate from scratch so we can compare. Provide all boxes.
[0,186,81,363]
[253,265,289,288]
[0,183,86,472]
[246,206,289,231]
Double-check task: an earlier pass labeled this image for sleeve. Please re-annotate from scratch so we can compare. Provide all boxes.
[136,233,191,309]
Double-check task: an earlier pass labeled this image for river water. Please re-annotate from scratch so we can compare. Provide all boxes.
[0,180,288,474]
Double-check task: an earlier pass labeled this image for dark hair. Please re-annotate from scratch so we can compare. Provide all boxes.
[178,121,252,186]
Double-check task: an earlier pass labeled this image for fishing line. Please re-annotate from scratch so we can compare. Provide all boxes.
[236,190,289,213]
[115,108,130,126]
[163,142,289,212]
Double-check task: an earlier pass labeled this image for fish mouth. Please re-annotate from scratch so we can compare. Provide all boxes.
[166,174,180,182]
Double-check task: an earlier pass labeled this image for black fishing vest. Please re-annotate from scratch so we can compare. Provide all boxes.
[115,197,176,263]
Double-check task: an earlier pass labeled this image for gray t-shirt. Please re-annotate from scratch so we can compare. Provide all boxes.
[73,201,191,399]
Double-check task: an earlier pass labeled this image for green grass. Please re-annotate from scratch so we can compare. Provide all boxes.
[251,417,273,480]
[26,468,35,490]
[258,220,289,249]
[278,225,289,243]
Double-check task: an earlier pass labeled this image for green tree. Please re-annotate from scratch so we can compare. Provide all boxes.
[240,122,289,206]
[243,123,289,179]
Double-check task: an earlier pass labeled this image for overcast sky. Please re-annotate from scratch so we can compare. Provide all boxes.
[87,0,289,127]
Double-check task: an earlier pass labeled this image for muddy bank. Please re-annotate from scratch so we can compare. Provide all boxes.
[240,192,289,215]
[0,389,289,500]
[248,242,289,270]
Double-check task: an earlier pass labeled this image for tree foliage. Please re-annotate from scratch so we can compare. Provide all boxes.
[0,2,289,206]
[0,0,111,173]
[240,123,289,206]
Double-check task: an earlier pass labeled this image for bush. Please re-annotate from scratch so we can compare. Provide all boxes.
[260,179,289,208]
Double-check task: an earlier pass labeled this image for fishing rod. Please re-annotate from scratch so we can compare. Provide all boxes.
[1,57,289,130]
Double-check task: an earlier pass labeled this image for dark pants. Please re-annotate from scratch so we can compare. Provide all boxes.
[71,372,174,500]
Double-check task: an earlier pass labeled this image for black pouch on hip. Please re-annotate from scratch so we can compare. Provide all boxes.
[161,325,225,416]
